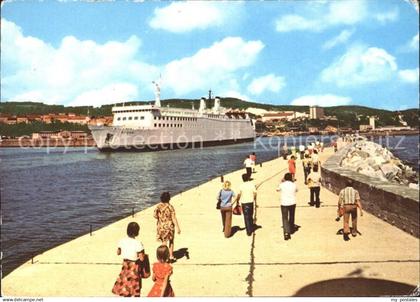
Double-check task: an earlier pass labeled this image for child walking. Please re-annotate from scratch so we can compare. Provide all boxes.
[288,155,296,181]
[112,222,150,297]
[148,245,175,297]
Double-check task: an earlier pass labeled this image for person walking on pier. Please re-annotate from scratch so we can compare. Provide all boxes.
[299,144,305,160]
[282,144,288,160]
[302,153,312,185]
[250,152,257,173]
[244,155,253,179]
[154,192,181,263]
[236,173,257,236]
[277,173,298,240]
[338,180,364,241]
[112,222,150,297]
[307,165,322,208]
[311,149,320,170]
[148,245,175,297]
[218,180,236,238]
[288,155,296,181]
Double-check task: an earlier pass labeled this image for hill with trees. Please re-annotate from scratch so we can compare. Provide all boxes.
[0,99,418,134]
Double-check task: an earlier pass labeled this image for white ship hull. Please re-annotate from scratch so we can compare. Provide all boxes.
[90,117,255,151]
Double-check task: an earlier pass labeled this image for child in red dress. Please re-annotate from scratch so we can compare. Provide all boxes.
[147,245,175,297]
[288,156,296,180]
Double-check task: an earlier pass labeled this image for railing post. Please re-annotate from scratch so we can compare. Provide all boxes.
[221,175,224,182]
[90,224,92,236]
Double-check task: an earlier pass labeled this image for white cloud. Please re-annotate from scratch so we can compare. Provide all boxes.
[320,45,398,87]
[162,37,264,95]
[275,0,367,32]
[322,29,355,50]
[69,83,139,107]
[275,15,321,32]
[247,74,286,95]
[410,33,419,49]
[1,19,265,106]
[1,18,160,106]
[398,68,419,84]
[275,0,397,33]
[327,0,367,26]
[399,33,419,52]
[373,7,399,24]
[149,2,241,33]
[290,94,352,106]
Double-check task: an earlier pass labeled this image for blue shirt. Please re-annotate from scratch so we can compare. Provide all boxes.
[218,189,235,208]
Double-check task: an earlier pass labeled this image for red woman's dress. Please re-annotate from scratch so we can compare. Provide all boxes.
[147,262,175,297]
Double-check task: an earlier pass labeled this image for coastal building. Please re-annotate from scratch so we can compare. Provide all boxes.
[324,125,338,133]
[32,131,88,140]
[373,126,411,132]
[16,117,29,124]
[309,106,324,119]
[369,116,376,130]
[41,115,54,124]
[261,111,301,122]
[360,124,373,132]
[5,117,17,125]
[70,131,88,139]
[308,127,319,133]
[66,115,88,125]
[0,114,12,124]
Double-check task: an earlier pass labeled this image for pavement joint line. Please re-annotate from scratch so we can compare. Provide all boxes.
[245,167,288,297]
[34,259,419,266]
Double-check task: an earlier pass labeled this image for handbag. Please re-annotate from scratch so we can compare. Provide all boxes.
[216,190,222,210]
[137,254,150,278]
[233,203,242,215]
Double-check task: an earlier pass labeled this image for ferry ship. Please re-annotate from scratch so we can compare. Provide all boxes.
[89,84,255,151]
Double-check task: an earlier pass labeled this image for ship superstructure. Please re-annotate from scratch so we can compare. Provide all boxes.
[89,85,255,151]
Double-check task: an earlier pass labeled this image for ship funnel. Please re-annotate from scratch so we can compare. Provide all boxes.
[213,96,221,113]
[199,97,206,113]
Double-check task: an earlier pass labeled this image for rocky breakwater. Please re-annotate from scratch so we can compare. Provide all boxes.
[340,140,418,189]
[321,140,419,237]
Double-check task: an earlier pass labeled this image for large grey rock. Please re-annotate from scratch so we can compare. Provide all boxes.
[340,140,418,187]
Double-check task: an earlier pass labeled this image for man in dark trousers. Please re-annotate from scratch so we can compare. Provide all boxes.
[236,173,257,236]
[338,180,364,241]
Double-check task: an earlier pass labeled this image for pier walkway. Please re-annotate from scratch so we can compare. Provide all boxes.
[2,148,419,296]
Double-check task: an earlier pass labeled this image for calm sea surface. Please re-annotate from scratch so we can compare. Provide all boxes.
[0,135,417,276]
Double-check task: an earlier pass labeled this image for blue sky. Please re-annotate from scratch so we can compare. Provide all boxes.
[1,0,419,110]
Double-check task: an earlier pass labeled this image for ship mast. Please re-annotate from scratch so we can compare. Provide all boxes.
[152,77,161,107]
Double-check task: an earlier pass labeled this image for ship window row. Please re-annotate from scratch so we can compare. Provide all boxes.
[116,116,145,121]
[154,124,184,128]
[154,116,197,122]
[114,109,151,113]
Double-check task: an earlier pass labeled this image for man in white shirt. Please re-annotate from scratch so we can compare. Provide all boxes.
[307,165,322,208]
[299,144,305,160]
[276,173,298,240]
[236,173,257,236]
[243,156,253,179]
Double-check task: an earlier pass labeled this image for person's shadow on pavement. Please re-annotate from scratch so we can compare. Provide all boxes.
[229,226,246,237]
[173,248,190,260]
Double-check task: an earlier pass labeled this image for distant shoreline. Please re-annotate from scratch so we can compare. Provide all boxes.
[0,130,418,148]
[0,138,97,148]
[260,129,419,138]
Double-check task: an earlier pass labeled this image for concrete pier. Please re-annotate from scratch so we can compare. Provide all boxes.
[2,147,419,296]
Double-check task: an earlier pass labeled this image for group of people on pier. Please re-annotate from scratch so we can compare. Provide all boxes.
[218,142,363,242]
[112,192,180,297]
[112,142,363,297]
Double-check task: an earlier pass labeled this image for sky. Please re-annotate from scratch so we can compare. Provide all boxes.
[1,0,419,110]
